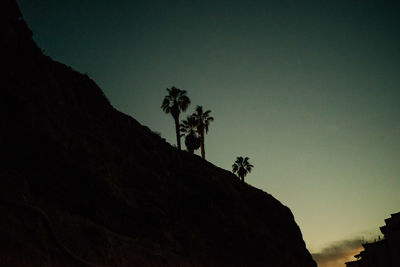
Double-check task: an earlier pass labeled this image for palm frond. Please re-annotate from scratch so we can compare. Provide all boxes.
[161,98,171,113]
[179,95,191,111]
[170,86,180,97]
[236,156,244,163]
[232,164,238,173]
[195,105,203,115]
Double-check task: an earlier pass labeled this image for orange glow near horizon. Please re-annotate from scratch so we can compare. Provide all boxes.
[315,247,363,267]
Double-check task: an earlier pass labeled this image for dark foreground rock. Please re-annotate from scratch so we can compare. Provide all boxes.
[0,1,316,266]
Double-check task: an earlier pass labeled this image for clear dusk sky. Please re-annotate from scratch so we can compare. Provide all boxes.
[17,1,400,266]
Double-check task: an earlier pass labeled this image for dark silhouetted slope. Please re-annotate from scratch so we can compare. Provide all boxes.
[0,1,316,266]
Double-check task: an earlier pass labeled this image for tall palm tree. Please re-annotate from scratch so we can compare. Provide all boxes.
[232,156,254,182]
[161,87,190,150]
[192,105,214,159]
[180,115,201,154]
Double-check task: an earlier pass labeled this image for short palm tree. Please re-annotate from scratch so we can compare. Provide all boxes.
[161,87,190,150]
[232,156,254,182]
[180,115,201,154]
[192,105,214,160]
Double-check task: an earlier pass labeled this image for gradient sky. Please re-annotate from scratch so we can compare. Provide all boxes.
[17,1,400,266]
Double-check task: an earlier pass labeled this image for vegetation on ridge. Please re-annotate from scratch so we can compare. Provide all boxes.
[192,105,214,160]
[161,87,254,181]
[180,115,201,154]
[161,86,190,150]
[232,156,254,182]
[161,88,214,160]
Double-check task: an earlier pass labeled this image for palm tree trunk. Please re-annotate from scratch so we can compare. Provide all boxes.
[174,115,181,150]
[200,130,205,159]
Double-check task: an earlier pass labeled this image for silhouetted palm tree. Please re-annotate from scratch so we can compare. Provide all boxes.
[180,115,201,154]
[232,156,254,182]
[192,105,214,159]
[161,87,190,150]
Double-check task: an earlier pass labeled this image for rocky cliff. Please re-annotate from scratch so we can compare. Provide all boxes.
[0,1,316,266]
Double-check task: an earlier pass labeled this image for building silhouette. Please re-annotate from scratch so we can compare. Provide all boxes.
[345,212,400,267]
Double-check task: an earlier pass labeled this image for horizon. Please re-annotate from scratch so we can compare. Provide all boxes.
[16,1,400,266]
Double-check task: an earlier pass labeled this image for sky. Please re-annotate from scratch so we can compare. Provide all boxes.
[16,0,400,266]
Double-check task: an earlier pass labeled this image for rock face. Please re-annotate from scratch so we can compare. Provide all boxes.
[0,1,317,266]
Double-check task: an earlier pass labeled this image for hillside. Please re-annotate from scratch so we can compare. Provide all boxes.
[0,1,316,266]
